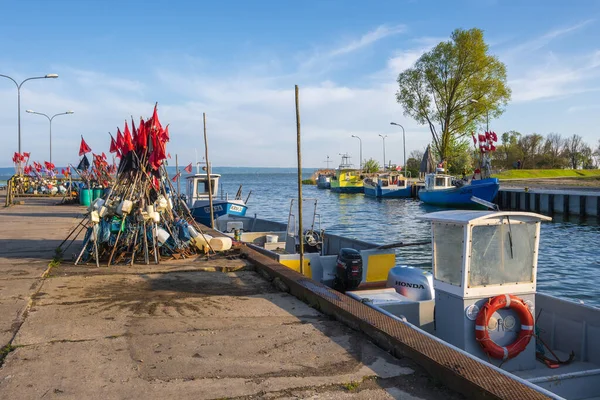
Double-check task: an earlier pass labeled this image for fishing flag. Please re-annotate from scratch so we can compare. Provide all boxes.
[171,171,181,182]
[123,121,135,154]
[109,134,119,154]
[79,137,92,156]
[137,117,147,150]
[184,163,193,173]
[77,154,90,171]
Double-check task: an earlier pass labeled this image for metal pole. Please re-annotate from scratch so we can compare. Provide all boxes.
[49,117,52,163]
[17,88,21,156]
[379,134,387,171]
[295,85,304,276]
[203,112,215,228]
[486,111,489,132]
[176,154,181,209]
[390,122,406,172]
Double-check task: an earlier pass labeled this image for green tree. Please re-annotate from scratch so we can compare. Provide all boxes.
[362,158,380,173]
[396,28,511,164]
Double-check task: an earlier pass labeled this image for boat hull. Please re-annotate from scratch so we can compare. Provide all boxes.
[418,178,499,207]
[331,185,363,194]
[364,185,412,198]
[191,200,247,225]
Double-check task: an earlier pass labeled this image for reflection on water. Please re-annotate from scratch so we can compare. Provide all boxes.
[219,173,599,308]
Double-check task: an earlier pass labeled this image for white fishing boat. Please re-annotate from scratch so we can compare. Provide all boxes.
[347,208,600,400]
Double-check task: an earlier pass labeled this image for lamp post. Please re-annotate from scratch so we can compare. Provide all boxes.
[0,73,59,155]
[26,110,74,163]
[378,134,388,171]
[390,122,406,173]
[351,135,362,170]
[469,99,489,132]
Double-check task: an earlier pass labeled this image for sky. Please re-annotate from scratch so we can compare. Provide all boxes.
[1,0,599,168]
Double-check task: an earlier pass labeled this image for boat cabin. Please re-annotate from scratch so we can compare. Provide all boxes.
[378,173,407,188]
[424,173,453,190]
[185,173,220,206]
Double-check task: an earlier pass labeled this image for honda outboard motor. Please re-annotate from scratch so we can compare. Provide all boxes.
[387,266,434,301]
[333,248,363,292]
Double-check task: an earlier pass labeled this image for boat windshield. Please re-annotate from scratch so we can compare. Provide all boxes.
[197,179,216,195]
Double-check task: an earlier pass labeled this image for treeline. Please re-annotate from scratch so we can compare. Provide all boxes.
[492,132,600,170]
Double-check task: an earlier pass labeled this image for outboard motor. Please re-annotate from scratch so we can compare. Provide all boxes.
[333,248,363,292]
[387,266,434,301]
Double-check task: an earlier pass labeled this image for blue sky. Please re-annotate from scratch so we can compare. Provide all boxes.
[1,0,599,168]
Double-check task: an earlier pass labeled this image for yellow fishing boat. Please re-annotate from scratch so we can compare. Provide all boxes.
[330,153,364,193]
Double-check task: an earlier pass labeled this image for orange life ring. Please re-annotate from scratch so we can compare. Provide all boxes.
[475,294,534,360]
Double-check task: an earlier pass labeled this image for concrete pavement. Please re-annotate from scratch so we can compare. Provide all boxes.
[0,197,460,399]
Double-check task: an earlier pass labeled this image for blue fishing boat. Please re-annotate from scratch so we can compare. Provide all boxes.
[418,173,499,208]
[363,172,412,198]
[185,168,247,225]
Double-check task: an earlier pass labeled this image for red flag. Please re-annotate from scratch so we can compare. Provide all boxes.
[123,122,135,154]
[23,152,30,159]
[167,153,171,159]
[184,163,192,173]
[116,128,124,151]
[12,152,18,163]
[102,152,107,160]
[171,172,180,182]
[161,125,170,142]
[137,117,147,150]
[109,134,119,154]
[148,103,162,134]
[471,132,477,146]
[130,117,138,149]
[79,137,92,156]
[491,132,498,142]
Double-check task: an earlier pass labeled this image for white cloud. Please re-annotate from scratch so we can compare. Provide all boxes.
[505,19,594,56]
[329,24,407,57]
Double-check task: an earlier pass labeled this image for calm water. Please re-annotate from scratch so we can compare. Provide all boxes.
[217,172,600,308]
[2,167,598,307]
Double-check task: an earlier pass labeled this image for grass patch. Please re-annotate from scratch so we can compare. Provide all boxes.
[492,169,600,180]
[0,343,21,366]
[302,179,316,185]
[342,381,361,391]
[48,247,64,269]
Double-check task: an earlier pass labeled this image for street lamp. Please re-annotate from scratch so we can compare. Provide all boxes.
[390,122,406,173]
[469,99,489,132]
[351,135,362,170]
[0,73,59,155]
[26,110,74,163]
[378,134,388,171]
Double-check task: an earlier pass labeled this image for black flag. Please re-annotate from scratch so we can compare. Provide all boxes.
[77,154,90,171]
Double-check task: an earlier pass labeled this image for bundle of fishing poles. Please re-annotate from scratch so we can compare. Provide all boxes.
[61,105,214,266]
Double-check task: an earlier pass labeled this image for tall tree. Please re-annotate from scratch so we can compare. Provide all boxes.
[516,133,544,169]
[543,133,565,168]
[396,28,511,163]
[564,134,585,169]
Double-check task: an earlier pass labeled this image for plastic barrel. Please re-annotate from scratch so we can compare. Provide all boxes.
[93,188,103,201]
[79,188,92,206]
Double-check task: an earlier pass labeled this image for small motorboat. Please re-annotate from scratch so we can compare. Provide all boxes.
[185,164,247,226]
[330,154,363,194]
[363,172,411,198]
[418,172,499,208]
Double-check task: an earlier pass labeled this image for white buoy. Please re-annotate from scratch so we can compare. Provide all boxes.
[210,236,232,251]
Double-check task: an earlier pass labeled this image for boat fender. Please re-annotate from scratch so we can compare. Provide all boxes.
[475,294,534,361]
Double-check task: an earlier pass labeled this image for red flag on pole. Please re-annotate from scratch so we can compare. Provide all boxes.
[116,128,124,151]
[184,163,193,173]
[79,137,92,156]
[109,134,119,154]
[171,172,181,182]
[123,121,135,154]
[137,117,147,150]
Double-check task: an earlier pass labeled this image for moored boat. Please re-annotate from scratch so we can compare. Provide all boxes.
[348,209,600,400]
[215,198,397,289]
[316,171,334,189]
[330,154,363,194]
[418,172,499,207]
[363,172,411,198]
[185,166,247,225]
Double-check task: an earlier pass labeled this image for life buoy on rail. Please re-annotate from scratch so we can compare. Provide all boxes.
[475,294,534,361]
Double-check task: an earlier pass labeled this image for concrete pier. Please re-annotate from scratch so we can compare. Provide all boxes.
[497,188,600,217]
[0,197,463,399]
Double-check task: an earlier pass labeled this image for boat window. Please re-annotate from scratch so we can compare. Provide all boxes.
[435,177,446,187]
[197,179,216,195]
[469,222,536,287]
[432,223,463,286]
